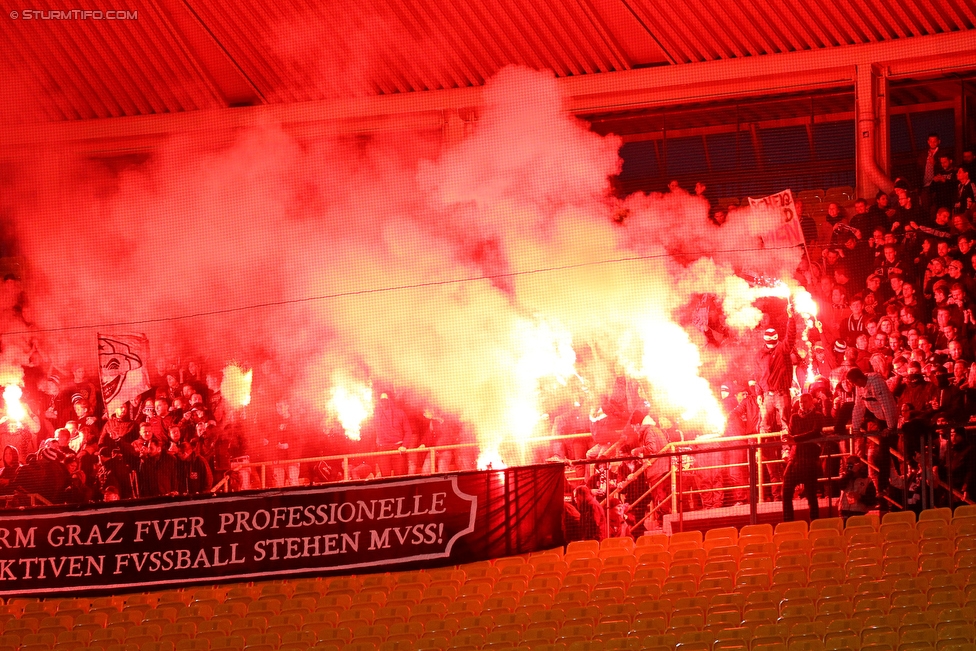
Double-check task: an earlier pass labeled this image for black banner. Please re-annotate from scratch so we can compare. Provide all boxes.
[0,465,565,595]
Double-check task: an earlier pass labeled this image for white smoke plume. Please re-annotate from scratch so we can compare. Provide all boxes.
[4,66,802,461]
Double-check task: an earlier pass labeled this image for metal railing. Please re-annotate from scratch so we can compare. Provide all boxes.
[209,432,596,492]
[210,426,975,529]
[581,425,976,536]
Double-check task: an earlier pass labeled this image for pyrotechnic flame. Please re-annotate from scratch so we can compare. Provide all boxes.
[477,449,507,470]
[3,386,26,426]
[327,373,374,442]
[495,319,576,456]
[754,279,817,317]
[621,318,726,434]
[793,288,818,318]
[221,365,253,407]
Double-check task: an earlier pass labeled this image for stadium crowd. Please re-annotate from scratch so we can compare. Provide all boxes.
[570,138,976,538]
[1,136,975,528]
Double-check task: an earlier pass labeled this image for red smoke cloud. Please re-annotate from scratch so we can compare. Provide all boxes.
[5,66,800,460]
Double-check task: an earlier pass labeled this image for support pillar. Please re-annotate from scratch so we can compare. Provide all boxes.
[855,63,894,200]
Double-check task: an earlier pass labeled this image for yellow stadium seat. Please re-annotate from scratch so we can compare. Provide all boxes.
[600,537,635,553]
[742,542,776,559]
[787,636,825,650]
[662,579,696,598]
[636,550,669,568]
[847,561,883,582]
[846,514,880,531]
[633,568,666,587]
[714,641,749,651]
[898,624,935,646]
[344,642,383,651]
[603,637,639,651]
[562,575,597,592]
[779,600,815,621]
[566,541,599,557]
[953,505,976,520]
[916,521,951,542]
[624,583,661,602]
[882,559,917,579]
[846,527,879,544]
[773,569,809,589]
[630,614,668,637]
[882,512,917,527]
[776,521,809,537]
[952,517,976,538]
[585,619,627,643]
[918,508,951,524]
[778,539,814,557]
[918,555,953,578]
[667,612,704,633]
[823,631,858,650]
[566,642,604,651]
[640,632,677,649]
[175,640,210,651]
[825,617,861,635]
[414,638,449,651]
[741,525,775,541]
[936,621,975,643]
[636,534,669,548]
[708,544,741,561]
[553,589,590,609]
[935,643,969,651]
[600,556,636,573]
[520,627,557,645]
[810,518,844,535]
[245,633,280,650]
[380,641,418,651]
[669,531,703,548]
[676,629,715,646]
[90,597,124,614]
[557,622,592,642]
[704,609,740,631]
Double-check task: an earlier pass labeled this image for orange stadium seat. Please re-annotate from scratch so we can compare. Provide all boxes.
[22,510,976,651]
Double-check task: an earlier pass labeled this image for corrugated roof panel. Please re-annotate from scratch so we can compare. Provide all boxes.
[0,0,225,120]
[2,0,975,122]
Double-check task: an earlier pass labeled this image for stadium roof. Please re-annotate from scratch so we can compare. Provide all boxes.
[3,0,976,122]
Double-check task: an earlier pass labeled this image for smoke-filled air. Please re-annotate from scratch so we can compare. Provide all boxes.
[4,66,807,466]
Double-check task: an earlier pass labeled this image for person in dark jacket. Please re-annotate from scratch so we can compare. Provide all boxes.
[366,392,413,478]
[936,426,975,505]
[96,446,133,500]
[175,440,213,495]
[136,438,177,498]
[13,444,68,504]
[98,406,136,450]
[783,393,825,521]
[572,485,606,542]
[757,303,798,434]
[757,301,799,497]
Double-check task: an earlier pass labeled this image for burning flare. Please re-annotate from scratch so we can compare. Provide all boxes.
[327,373,374,441]
[221,364,253,407]
[477,449,507,470]
[793,288,818,318]
[2,386,26,427]
[504,319,576,438]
